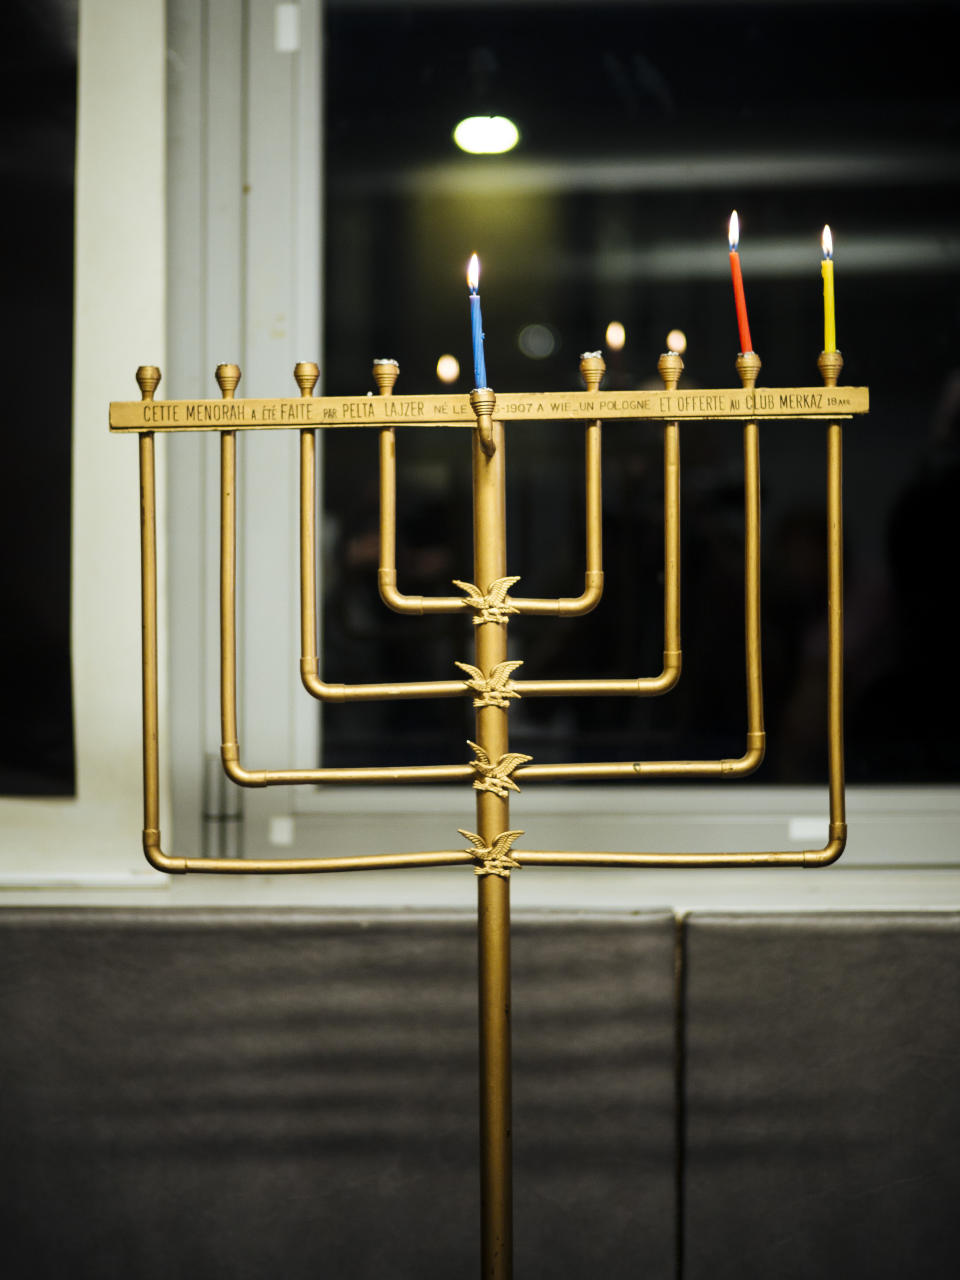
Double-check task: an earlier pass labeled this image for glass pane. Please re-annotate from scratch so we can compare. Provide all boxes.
[0,2,76,795]
[322,1,960,784]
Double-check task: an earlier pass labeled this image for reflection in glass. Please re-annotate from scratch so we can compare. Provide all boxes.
[322,2,960,784]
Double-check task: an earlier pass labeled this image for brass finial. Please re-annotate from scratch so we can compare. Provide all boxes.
[372,358,400,396]
[294,361,319,397]
[470,386,497,456]
[579,351,606,393]
[215,364,241,399]
[817,350,844,388]
[735,351,762,390]
[657,352,684,390]
[136,366,162,401]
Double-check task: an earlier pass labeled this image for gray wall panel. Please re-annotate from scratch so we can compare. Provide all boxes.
[683,912,960,1280]
[513,913,677,1278]
[0,908,676,1278]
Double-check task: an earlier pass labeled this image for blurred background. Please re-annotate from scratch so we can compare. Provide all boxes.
[320,0,960,783]
[3,0,958,799]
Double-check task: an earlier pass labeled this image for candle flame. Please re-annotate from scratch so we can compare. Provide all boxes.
[605,320,626,351]
[467,253,480,292]
[728,210,740,251]
[436,354,460,384]
[822,225,833,259]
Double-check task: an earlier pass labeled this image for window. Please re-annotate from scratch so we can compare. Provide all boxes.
[0,1,76,796]
[321,0,960,786]
[157,0,958,901]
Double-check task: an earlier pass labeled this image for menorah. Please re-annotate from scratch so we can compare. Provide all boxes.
[111,341,868,1279]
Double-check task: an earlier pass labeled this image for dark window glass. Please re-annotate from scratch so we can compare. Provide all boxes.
[322,1,960,783]
[0,1,76,795]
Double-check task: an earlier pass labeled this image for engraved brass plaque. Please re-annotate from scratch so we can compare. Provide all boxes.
[110,385,869,432]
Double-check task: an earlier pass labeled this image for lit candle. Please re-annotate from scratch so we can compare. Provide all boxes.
[821,225,836,353]
[467,253,488,389]
[728,210,753,355]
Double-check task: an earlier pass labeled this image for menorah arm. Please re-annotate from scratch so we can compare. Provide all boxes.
[377,568,467,615]
[507,415,680,697]
[375,426,470,614]
[511,822,846,869]
[512,651,681,698]
[511,413,606,616]
[140,428,470,870]
[141,827,476,875]
[513,730,765,782]
[516,410,847,854]
[299,657,467,702]
[219,741,473,787]
[367,369,474,615]
[513,409,682,659]
[377,407,609,617]
[508,571,604,617]
[300,424,465,700]
[141,812,845,876]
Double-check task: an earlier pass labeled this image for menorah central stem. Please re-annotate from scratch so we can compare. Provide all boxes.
[472,420,513,1279]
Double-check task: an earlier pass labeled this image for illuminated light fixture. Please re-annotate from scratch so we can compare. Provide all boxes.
[453,115,520,155]
[666,328,687,354]
[436,354,460,383]
[605,321,626,351]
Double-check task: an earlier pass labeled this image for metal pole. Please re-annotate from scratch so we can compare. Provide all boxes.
[471,417,513,1279]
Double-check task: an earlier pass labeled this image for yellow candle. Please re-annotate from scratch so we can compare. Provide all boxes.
[821,225,836,353]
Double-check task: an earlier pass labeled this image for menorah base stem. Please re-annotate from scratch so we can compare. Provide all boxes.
[478,872,513,1279]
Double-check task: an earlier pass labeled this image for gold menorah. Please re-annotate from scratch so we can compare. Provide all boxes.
[111,344,868,1279]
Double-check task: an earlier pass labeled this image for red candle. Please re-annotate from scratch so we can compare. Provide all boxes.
[728,210,753,354]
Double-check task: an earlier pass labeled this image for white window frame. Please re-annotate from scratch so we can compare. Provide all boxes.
[4,0,956,910]
[0,0,169,894]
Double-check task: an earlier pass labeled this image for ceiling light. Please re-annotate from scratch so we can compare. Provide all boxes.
[453,116,520,155]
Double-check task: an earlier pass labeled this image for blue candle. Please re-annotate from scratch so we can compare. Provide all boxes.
[467,253,488,389]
